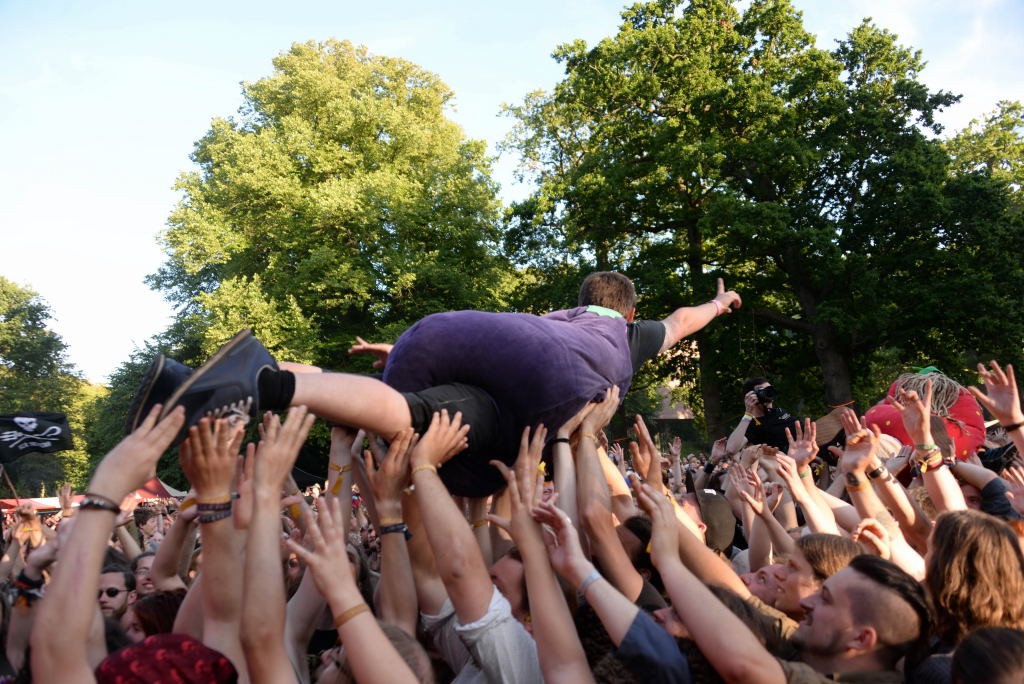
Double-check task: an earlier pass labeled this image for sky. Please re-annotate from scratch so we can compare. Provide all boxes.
[1,0,1021,385]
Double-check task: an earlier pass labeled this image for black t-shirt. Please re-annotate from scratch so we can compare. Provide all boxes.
[627,320,665,372]
[746,406,799,451]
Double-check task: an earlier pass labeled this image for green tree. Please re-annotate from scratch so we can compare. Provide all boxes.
[149,40,512,366]
[0,277,91,493]
[504,0,1020,436]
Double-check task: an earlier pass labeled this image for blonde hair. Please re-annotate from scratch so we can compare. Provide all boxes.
[894,371,965,418]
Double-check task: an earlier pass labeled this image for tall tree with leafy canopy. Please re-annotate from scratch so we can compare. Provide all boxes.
[150,39,512,366]
[504,0,1018,436]
[0,276,91,492]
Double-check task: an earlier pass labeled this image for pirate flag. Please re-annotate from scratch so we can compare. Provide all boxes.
[0,413,74,463]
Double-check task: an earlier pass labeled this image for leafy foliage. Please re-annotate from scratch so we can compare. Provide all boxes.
[0,277,92,493]
[149,40,513,366]
[503,0,1024,436]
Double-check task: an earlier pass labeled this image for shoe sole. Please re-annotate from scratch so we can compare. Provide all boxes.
[159,329,253,422]
[126,354,166,435]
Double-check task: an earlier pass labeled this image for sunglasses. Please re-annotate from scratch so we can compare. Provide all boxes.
[98,587,130,599]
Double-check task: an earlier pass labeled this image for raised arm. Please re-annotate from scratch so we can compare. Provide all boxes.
[892,382,967,513]
[577,389,646,602]
[659,278,742,353]
[488,426,595,684]
[970,361,1024,456]
[408,410,493,623]
[31,405,184,683]
[239,407,315,684]
[178,414,250,679]
[639,483,785,684]
[363,427,419,635]
[289,496,418,684]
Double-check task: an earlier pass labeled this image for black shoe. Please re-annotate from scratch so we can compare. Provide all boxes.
[160,329,278,444]
[124,355,194,436]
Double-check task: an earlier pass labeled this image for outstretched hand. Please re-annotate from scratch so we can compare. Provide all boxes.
[253,407,316,492]
[785,419,819,466]
[91,405,184,503]
[890,382,934,446]
[364,427,416,511]
[180,415,246,501]
[970,361,1024,427]
[286,495,356,602]
[489,425,548,546]
[532,500,591,585]
[409,410,470,469]
[712,278,742,314]
[348,336,394,370]
[838,409,881,475]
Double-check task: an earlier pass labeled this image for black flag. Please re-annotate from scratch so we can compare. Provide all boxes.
[0,413,74,462]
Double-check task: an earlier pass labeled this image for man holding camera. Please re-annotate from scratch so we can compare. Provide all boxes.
[725,376,799,454]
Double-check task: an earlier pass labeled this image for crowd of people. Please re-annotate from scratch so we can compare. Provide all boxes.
[3,272,1024,683]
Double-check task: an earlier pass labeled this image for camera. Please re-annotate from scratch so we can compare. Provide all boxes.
[753,385,778,405]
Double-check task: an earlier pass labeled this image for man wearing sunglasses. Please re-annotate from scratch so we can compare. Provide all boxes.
[98,565,136,620]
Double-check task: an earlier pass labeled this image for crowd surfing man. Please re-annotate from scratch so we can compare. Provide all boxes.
[128,273,741,496]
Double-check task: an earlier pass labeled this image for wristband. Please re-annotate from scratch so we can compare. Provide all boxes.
[411,464,437,477]
[845,479,870,492]
[551,437,571,445]
[379,522,412,540]
[79,493,121,514]
[379,517,403,527]
[471,519,488,528]
[704,461,717,474]
[1002,421,1024,433]
[198,509,233,524]
[709,299,724,316]
[578,569,602,597]
[741,414,754,422]
[333,603,370,628]
[798,469,812,479]
[196,494,232,505]
[914,444,937,451]
[196,501,232,512]
[866,465,886,480]
[581,432,600,444]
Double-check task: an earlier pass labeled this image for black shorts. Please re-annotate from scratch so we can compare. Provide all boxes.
[402,383,510,497]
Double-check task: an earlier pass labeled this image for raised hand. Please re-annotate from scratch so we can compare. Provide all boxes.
[364,427,416,514]
[890,382,934,446]
[838,409,880,475]
[252,407,315,491]
[1003,464,1024,515]
[853,518,891,560]
[736,467,767,518]
[347,336,394,370]
[58,482,74,518]
[409,410,470,469]
[91,405,184,503]
[712,278,742,314]
[286,495,356,602]
[667,436,682,466]
[785,419,819,466]
[970,361,1024,427]
[180,416,246,501]
[635,482,680,567]
[580,385,621,434]
[532,500,591,585]
[489,425,548,544]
